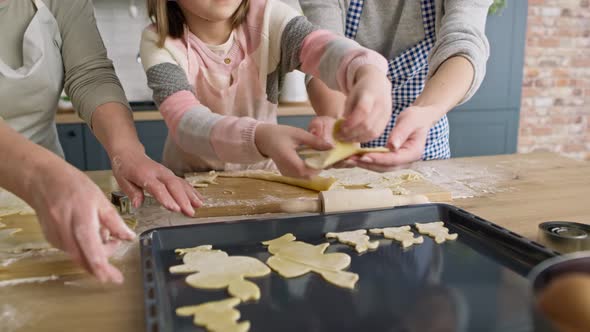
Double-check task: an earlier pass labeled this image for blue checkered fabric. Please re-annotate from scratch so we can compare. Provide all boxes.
[344,0,450,160]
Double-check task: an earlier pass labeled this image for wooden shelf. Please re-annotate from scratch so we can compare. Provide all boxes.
[55,102,315,124]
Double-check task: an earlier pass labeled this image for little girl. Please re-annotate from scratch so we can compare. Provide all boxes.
[141,0,392,178]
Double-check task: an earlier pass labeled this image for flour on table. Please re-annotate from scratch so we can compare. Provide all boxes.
[320,168,422,193]
[185,171,219,188]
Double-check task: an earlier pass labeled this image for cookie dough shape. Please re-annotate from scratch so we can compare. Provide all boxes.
[369,226,424,248]
[170,245,271,301]
[415,222,458,244]
[325,229,379,253]
[262,233,359,289]
[218,170,337,192]
[303,120,389,170]
[176,297,250,332]
[185,171,219,188]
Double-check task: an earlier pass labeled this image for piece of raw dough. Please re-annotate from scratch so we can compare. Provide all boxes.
[415,222,458,244]
[170,245,270,301]
[218,170,337,192]
[325,230,379,253]
[369,226,424,248]
[262,233,358,289]
[176,297,250,332]
[185,171,219,188]
[303,120,389,170]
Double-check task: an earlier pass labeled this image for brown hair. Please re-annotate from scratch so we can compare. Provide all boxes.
[147,0,250,48]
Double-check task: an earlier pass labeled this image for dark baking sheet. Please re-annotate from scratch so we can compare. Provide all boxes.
[140,204,558,332]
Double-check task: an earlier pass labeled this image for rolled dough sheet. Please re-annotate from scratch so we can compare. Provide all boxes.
[176,297,250,332]
[415,222,458,244]
[303,120,389,170]
[369,226,424,248]
[326,229,379,253]
[218,170,337,192]
[262,233,359,289]
[170,245,270,301]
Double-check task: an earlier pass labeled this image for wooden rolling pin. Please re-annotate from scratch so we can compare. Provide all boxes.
[280,188,429,214]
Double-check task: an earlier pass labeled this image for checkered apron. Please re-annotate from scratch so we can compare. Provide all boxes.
[345,0,451,159]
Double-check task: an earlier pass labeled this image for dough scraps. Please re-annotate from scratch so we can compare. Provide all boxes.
[325,230,379,253]
[415,222,458,244]
[303,120,389,170]
[369,226,424,248]
[319,168,423,194]
[170,245,271,301]
[262,233,359,289]
[176,297,250,332]
[218,170,337,192]
[185,171,219,188]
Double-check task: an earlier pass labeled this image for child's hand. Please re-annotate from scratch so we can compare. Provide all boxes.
[255,123,333,178]
[338,64,392,143]
[308,116,338,144]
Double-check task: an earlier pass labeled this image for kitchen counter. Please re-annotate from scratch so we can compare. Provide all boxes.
[1,152,589,331]
[55,102,315,124]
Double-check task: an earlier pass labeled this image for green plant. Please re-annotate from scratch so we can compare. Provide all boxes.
[488,0,507,15]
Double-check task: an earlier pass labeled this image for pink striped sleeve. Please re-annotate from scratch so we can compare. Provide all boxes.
[299,29,388,94]
[159,90,200,136]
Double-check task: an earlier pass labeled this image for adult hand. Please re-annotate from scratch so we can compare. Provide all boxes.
[338,64,392,143]
[30,163,136,284]
[348,106,435,172]
[110,149,203,216]
[255,123,333,178]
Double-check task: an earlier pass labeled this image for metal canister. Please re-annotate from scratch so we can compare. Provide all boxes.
[538,221,590,253]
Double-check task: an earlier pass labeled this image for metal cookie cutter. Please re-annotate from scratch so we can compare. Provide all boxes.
[111,191,157,215]
[538,221,590,253]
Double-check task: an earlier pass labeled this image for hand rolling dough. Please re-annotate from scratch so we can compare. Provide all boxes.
[176,297,250,332]
[262,233,359,289]
[326,229,379,253]
[218,170,337,192]
[170,245,270,301]
[303,120,389,170]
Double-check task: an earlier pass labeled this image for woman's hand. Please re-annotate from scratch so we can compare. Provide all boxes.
[338,64,392,143]
[349,106,435,171]
[255,123,333,178]
[29,163,135,284]
[110,148,203,216]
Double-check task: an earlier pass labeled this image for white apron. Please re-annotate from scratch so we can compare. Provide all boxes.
[0,0,65,156]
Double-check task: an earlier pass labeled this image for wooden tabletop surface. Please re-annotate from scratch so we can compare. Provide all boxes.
[0,152,589,331]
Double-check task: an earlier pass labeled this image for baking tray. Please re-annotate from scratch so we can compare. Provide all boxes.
[140,204,558,332]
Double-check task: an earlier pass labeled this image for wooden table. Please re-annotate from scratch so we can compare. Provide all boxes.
[0,152,588,331]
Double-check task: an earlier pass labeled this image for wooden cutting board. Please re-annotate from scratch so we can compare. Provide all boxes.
[193,175,452,218]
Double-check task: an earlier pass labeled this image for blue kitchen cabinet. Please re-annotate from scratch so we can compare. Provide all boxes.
[448,1,527,157]
[76,120,168,171]
[56,124,86,170]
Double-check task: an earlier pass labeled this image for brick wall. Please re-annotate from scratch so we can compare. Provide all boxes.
[519,0,590,160]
